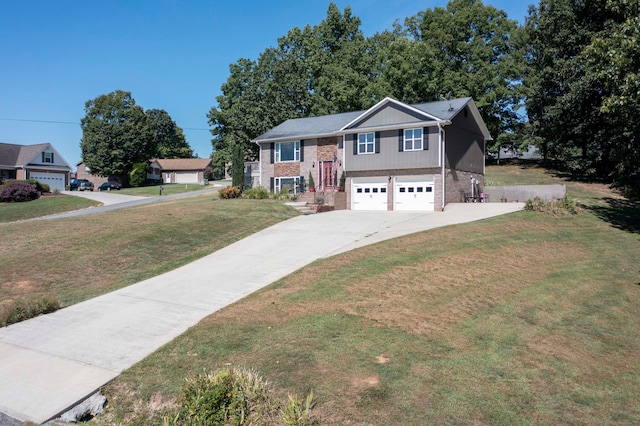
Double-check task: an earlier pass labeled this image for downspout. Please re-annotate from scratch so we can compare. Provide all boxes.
[257,142,262,188]
[438,123,446,211]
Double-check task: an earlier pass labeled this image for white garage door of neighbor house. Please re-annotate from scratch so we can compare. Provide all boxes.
[352,178,388,211]
[394,177,435,211]
[29,172,66,192]
[175,172,199,184]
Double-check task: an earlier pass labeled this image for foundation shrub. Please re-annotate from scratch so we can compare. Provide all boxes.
[219,186,242,199]
[0,181,40,202]
[243,187,269,199]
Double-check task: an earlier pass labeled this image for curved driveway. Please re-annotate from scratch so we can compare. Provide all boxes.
[0,200,524,424]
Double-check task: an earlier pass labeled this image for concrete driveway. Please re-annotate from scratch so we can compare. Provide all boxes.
[61,189,148,205]
[0,202,524,424]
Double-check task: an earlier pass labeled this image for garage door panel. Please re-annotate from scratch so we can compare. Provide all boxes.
[395,179,434,211]
[29,172,66,192]
[175,172,198,184]
[352,178,388,211]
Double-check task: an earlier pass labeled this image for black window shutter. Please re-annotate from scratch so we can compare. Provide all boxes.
[270,143,274,164]
[398,129,404,152]
[375,132,380,154]
[42,152,45,162]
[353,134,358,155]
[300,175,305,191]
[300,140,304,162]
[423,127,429,150]
[270,177,274,192]
[51,152,54,162]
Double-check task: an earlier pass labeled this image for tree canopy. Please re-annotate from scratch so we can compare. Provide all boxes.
[80,91,193,182]
[209,0,639,196]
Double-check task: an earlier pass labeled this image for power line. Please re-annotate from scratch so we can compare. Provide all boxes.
[0,118,210,131]
[0,117,78,125]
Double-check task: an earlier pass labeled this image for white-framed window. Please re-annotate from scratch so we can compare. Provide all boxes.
[404,128,423,151]
[358,132,375,154]
[275,176,300,194]
[275,141,300,162]
[43,152,54,163]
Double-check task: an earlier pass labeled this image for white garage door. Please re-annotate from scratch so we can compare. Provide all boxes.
[352,178,388,211]
[394,177,435,211]
[29,172,66,192]
[175,172,199,184]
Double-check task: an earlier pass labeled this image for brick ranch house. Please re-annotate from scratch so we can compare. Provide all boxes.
[252,97,490,211]
[77,158,213,186]
[0,142,72,191]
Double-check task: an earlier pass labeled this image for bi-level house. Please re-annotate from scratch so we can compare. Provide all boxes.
[252,97,490,211]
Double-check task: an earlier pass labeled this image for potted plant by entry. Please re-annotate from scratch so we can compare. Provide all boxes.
[308,172,315,192]
[338,171,346,192]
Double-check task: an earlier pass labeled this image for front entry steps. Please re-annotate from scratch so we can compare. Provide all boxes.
[285,201,316,215]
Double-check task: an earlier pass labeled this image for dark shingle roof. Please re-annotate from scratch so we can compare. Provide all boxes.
[252,97,483,143]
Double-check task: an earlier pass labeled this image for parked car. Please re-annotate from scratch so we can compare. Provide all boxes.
[97,181,122,191]
[69,179,94,191]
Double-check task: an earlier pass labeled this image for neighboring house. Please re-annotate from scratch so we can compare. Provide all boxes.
[150,158,213,184]
[0,142,72,191]
[78,158,213,186]
[252,97,490,211]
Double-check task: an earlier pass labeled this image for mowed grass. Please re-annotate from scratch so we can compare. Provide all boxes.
[94,162,640,425]
[0,195,298,307]
[118,183,223,197]
[0,194,99,223]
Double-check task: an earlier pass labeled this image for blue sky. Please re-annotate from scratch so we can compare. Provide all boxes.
[0,0,533,169]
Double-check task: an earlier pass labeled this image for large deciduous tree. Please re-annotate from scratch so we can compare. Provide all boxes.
[397,0,525,155]
[523,0,639,196]
[80,90,153,181]
[147,108,193,159]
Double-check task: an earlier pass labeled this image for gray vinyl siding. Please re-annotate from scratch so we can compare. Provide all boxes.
[445,111,485,174]
[351,103,435,128]
[346,127,440,172]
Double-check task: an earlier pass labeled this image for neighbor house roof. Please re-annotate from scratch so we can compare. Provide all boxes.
[154,158,212,171]
[0,142,72,169]
[252,97,490,143]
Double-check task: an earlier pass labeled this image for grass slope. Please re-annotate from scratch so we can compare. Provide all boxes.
[94,163,640,425]
[0,196,298,307]
[0,194,98,223]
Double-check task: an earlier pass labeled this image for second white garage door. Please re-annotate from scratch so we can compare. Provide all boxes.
[352,178,388,210]
[394,177,435,211]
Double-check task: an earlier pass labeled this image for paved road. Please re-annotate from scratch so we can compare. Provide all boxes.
[30,186,220,221]
[0,202,524,424]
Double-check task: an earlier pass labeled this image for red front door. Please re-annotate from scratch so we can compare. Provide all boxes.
[319,161,336,190]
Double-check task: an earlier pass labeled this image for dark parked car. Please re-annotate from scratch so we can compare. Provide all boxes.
[97,181,122,191]
[69,179,94,191]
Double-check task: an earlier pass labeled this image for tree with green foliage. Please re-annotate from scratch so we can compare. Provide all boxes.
[523,0,639,196]
[80,90,153,183]
[397,0,525,155]
[146,108,193,159]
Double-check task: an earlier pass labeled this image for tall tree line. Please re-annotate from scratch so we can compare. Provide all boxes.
[210,0,639,196]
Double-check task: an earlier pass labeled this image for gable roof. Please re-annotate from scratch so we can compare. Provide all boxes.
[252,97,491,143]
[0,142,72,169]
[154,158,212,171]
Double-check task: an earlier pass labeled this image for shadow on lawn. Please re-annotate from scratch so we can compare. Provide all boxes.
[587,198,640,234]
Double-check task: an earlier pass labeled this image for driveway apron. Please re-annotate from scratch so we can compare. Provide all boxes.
[0,203,523,423]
